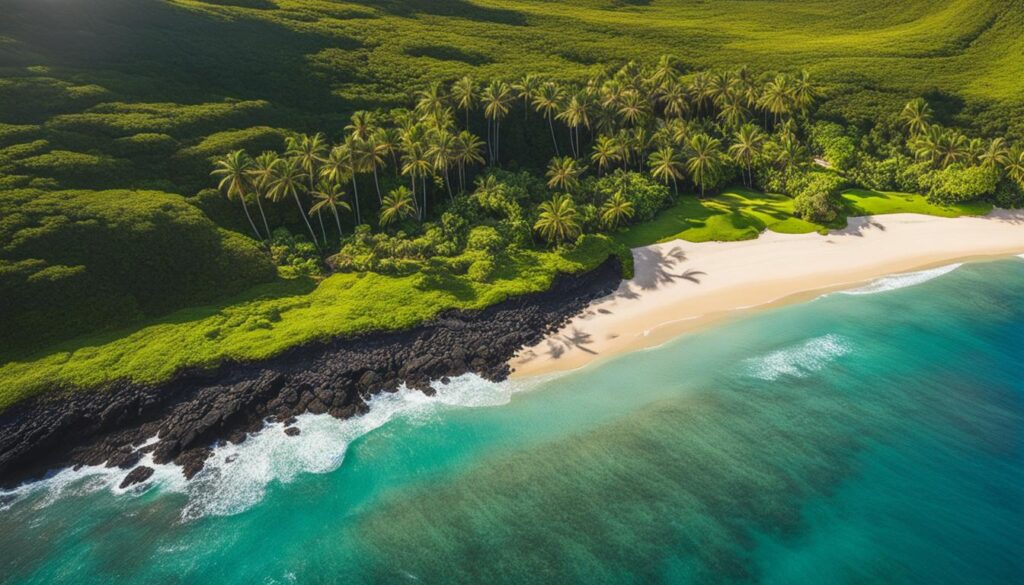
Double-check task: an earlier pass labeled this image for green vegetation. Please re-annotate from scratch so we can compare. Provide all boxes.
[1,1,1022,409]
[0,235,617,410]
[615,188,993,248]
[0,189,276,352]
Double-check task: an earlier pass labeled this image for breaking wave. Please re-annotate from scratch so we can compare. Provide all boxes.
[0,374,518,521]
[840,264,962,296]
[745,334,853,381]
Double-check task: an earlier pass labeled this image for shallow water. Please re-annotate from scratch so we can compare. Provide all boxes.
[2,258,1022,584]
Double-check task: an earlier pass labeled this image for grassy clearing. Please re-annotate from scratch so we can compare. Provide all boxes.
[841,189,993,217]
[0,236,618,410]
[615,188,992,247]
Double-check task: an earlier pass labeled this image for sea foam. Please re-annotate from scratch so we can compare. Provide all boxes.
[0,374,518,520]
[745,334,852,381]
[839,263,962,296]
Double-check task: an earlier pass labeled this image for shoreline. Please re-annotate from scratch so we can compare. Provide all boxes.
[0,258,622,488]
[510,211,1024,379]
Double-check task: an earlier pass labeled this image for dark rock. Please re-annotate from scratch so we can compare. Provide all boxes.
[0,257,621,487]
[119,465,154,489]
[284,427,301,437]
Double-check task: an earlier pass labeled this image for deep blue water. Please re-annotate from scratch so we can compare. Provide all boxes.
[2,258,1022,584]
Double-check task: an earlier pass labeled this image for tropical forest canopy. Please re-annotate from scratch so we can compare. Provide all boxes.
[1,0,1022,376]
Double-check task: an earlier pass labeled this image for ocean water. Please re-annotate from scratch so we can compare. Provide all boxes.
[1,258,1022,584]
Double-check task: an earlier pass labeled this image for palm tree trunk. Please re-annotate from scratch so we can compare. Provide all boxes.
[318,213,328,245]
[253,191,271,240]
[350,177,362,225]
[671,176,678,199]
[421,176,427,219]
[331,205,343,237]
[547,114,560,156]
[372,167,382,205]
[239,197,261,241]
[292,193,319,247]
[444,167,453,200]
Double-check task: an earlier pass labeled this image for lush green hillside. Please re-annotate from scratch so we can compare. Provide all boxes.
[1,0,1021,193]
[0,0,1020,408]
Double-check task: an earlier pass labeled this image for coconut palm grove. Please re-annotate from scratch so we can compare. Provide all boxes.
[1,1,1023,583]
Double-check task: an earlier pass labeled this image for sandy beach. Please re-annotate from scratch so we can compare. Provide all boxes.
[511,210,1024,378]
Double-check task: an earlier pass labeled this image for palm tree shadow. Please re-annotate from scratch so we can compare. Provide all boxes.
[631,245,705,290]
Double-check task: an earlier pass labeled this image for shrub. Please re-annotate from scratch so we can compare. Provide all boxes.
[920,164,1000,203]
[467,258,496,282]
[809,121,857,170]
[791,171,847,223]
[591,171,668,222]
[466,225,504,254]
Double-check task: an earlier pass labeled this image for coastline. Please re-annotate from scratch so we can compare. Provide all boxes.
[0,258,622,488]
[511,210,1024,379]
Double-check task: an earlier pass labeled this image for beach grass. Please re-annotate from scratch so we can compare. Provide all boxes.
[0,236,618,410]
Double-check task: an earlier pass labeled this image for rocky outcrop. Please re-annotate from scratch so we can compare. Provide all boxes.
[0,258,621,488]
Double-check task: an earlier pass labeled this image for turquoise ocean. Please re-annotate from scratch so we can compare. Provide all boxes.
[1,257,1022,584]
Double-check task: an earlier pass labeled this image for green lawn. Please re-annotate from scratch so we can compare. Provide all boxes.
[0,236,619,411]
[615,188,993,248]
[841,189,993,217]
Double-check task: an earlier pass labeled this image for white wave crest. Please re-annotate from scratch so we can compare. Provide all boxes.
[745,334,852,381]
[840,263,962,296]
[1,374,517,520]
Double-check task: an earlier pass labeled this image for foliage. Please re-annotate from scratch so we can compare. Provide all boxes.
[0,236,622,409]
[0,189,276,352]
[920,164,1002,203]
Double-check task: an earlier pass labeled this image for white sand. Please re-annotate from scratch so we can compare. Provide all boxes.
[511,210,1024,378]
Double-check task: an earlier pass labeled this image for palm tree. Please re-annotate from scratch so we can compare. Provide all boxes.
[557,93,591,158]
[513,73,541,121]
[600,190,635,229]
[658,77,690,120]
[591,135,621,175]
[427,129,457,199]
[775,134,808,173]
[648,145,684,196]
[345,111,377,141]
[979,137,1010,170]
[211,150,263,240]
[546,156,584,192]
[1004,147,1024,185]
[246,150,278,239]
[415,81,446,122]
[481,80,513,164]
[758,74,792,126]
[791,70,819,115]
[362,134,388,204]
[716,92,749,130]
[937,129,968,168]
[451,76,477,130]
[533,82,565,156]
[649,54,678,88]
[900,98,933,136]
[686,133,724,198]
[266,156,319,246]
[379,186,417,227]
[286,133,329,244]
[912,125,944,166]
[534,193,581,245]
[373,127,401,177]
[728,124,765,187]
[452,130,486,193]
[618,91,647,126]
[310,181,351,238]
[401,140,432,219]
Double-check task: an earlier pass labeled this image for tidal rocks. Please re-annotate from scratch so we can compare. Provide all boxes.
[0,257,621,488]
[119,465,154,489]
